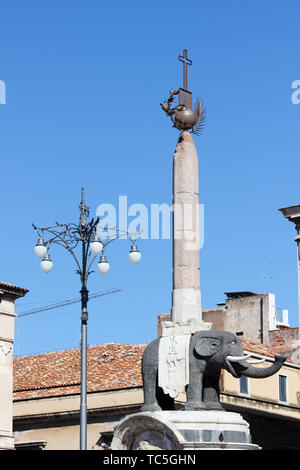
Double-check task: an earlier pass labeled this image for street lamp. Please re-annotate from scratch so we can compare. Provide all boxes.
[32,187,141,450]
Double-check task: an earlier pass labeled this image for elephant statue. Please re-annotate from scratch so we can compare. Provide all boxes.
[141,330,289,412]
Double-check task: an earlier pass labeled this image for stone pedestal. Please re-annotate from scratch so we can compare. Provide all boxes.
[111,410,260,450]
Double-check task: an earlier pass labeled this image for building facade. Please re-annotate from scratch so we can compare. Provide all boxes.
[0,287,295,450]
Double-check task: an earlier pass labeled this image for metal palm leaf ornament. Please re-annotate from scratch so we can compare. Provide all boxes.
[160,49,206,136]
[191,98,206,135]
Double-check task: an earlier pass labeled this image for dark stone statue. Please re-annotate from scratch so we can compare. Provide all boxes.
[141,330,289,412]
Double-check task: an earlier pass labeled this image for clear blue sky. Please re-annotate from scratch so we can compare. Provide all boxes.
[0,1,299,356]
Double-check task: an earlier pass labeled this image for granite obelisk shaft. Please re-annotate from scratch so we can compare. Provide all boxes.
[161,131,211,336]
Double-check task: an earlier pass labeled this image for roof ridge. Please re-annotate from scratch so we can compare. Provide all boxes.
[14,380,81,392]
[14,342,147,359]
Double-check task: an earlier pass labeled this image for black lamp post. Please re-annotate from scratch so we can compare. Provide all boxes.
[33,187,141,449]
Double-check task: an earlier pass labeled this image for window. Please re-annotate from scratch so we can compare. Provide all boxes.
[239,375,249,395]
[279,375,287,402]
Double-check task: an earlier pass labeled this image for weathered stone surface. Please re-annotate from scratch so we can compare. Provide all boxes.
[161,130,210,335]
[111,410,261,450]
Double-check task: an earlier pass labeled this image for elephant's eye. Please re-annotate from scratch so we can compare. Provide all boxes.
[231,341,236,344]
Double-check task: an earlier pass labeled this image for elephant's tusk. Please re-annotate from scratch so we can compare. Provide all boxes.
[226,353,252,362]
[247,358,265,364]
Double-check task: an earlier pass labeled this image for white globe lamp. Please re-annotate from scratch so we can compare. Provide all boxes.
[34,238,48,259]
[97,255,110,275]
[90,235,103,256]
[40,253,53,274]
[128,244,141,265]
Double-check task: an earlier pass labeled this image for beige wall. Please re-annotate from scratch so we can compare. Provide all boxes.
[15,422,117,451]
[0,299,17,449]
[14,388,144,450]
[223,359,300,411]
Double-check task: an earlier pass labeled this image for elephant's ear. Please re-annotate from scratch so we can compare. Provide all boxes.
[194,338,221,357]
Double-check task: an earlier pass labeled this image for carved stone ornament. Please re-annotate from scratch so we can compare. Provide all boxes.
[158,334,191,398]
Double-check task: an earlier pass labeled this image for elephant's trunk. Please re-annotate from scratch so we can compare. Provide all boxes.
[230,354,288,379]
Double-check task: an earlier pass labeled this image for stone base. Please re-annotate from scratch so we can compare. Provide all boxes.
[111,410,260,450]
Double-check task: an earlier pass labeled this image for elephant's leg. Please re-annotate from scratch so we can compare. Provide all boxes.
[141,366,162,411]
[203,375,224,410]
[141,339,162,412]
[185,372,205,410]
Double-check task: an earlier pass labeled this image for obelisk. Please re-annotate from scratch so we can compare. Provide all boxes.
[160,49,211,336]
[111,51,260,451]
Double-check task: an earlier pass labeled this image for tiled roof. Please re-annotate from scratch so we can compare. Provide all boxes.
[13,339,294,401]
[269,327,299,348]
[241,338,293,357]
[13,343,145,400]
[0,281,28,295]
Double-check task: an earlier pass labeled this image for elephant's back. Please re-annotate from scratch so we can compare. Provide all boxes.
[142,338,160,368]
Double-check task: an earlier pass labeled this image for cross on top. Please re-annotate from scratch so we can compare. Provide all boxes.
[178,49,192,90]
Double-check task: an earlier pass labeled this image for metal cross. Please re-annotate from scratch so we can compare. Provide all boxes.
[178,49,192,90]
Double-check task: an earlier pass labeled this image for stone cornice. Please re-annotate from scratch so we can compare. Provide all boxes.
[221,392,300,421]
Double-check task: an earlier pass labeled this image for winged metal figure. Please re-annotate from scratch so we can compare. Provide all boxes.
[160,89,206,135]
